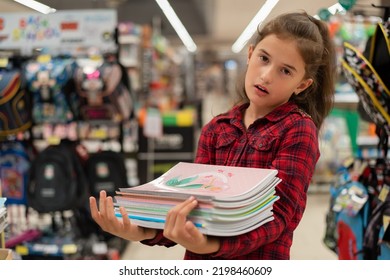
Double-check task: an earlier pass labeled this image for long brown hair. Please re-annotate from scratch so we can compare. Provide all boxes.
[236,11,336,129]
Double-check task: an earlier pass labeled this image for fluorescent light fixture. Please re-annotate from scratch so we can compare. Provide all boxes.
[155,0,197,52]
[14,0,56,14]
[231,0,279,53]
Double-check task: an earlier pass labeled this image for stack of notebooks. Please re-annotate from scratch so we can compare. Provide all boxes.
[114,162,281,236]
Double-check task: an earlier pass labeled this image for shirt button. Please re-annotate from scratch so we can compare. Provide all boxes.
[258,143,263,148]
[240,138,246,143]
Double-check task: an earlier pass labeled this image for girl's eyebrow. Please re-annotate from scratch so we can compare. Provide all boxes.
[258,48,298,73]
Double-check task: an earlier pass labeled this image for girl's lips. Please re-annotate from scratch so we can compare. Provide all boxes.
[254,84,269,94]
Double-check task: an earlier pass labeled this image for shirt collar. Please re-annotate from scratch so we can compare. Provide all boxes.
[216,102,300,123]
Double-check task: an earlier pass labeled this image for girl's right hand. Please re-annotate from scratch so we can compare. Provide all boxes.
[89,190,157,241]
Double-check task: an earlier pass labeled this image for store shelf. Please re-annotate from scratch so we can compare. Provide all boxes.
[357,135,379,146]
[334,93,359,103]
[118,34,140,44]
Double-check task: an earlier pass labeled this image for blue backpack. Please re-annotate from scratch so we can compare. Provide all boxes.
[0,142,31,205]
[323,167,352,252]
[24,58,78,124]
[333,181,370,259]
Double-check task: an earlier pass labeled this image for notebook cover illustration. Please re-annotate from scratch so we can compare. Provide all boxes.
[118,162,279,202]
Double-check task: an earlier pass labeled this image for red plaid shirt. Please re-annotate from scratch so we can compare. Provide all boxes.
[142,102,320,259]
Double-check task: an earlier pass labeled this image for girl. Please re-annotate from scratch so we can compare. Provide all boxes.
[89,11,336,260]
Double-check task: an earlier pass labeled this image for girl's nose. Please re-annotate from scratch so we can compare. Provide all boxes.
[260,67,273,84]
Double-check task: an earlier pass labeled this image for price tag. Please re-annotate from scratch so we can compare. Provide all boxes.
[378,185,390,202]
[92,128,108,139]
[62,244,78,254]
[37,54,52,64]
[89,54,103,62]
[47,136,61,145]
[0,57,8,68]
[383,215,390,233]
[15,245,28,256]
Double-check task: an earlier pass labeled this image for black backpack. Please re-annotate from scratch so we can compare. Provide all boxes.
[363,188,390,259]
[27,141,88,213]
[85,150,128,197]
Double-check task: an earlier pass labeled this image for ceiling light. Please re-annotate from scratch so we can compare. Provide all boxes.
[231,0,279,53]
[14,0,56,14]
[155,0,197,52]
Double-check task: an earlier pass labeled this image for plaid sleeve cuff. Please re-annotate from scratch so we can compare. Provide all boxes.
[140,230,177,247]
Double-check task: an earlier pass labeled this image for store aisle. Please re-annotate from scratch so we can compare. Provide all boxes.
[290,192,337,260]
[121,192,338,260]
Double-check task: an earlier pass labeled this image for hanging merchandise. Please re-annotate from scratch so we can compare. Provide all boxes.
[363,185,390,260]
[0,57,31,138]
[324,158,390,259]
[368,21,390,90]
[323,162,353,253]
[338,0,357,11]
[341,21,390,143]
[0,141,31,205]
[24,55,79,124]
[323,160,371,260]
[85,150,129,198]
[318,8,332,22]
[334,181,370,259]
[73,55,133,123]
[27,140,88,213]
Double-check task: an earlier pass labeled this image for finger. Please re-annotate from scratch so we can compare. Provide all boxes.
[89,196,100,222]
[175,199,199,238]
[106,196,116,219]
[120,206,131,229]
[165,198,189,235]
[165,199,183,232]
[166,197,197,232]
[106,196,121,229]
[99,190,107,217]
[176,197,198,223]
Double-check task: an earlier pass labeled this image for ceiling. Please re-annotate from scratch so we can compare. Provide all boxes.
[0,0,388,52]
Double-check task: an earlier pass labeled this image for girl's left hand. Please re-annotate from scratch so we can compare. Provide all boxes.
[163,196,220,254]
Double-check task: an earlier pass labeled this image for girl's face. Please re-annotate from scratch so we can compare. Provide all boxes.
[245,34,313,117]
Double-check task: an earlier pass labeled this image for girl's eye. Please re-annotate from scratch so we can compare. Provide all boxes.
[259,55,268,62]
[281,68,291,76]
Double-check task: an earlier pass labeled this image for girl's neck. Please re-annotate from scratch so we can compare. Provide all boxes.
[243,107,264,129]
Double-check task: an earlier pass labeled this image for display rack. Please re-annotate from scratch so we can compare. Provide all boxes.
[137,109,197,184]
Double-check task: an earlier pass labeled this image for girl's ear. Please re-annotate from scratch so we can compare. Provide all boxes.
[247,44,255,64]
[295,78,313,95]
